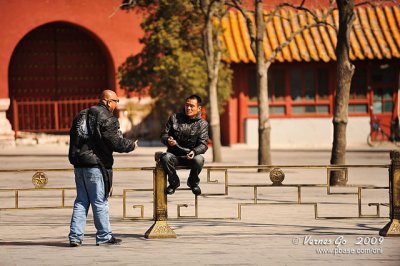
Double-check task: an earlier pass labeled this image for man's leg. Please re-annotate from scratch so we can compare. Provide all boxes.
[160,152,180,194]
[69,168,90,246]
[187,155,204,195]
[82,167,113,245]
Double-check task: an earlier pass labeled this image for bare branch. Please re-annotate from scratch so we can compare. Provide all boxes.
[109,6,121,18]
[266,22,328,64]
[267,0,336,25]
[228,0,338,61]
[355,0,400,7]
[207,0,219,16]
[275,3,319,18]
[355,1,378,7]
[109,1,134,18]
[263,1,337,63]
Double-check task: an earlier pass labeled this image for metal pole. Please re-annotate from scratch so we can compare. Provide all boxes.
[379,150,400,236]
[144,152,177,239]
[12,99,19,139]
[123,190,127,218]
[54,101,59,131]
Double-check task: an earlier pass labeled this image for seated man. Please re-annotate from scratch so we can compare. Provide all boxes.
[160,94,209,195]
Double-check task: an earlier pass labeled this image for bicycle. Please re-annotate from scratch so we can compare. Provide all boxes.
[367,116,400,147]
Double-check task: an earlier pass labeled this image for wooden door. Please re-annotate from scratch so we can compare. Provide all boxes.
[7,22,110,132]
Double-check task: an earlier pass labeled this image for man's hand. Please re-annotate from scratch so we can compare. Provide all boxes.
[133,139,138,150]
[186,150,195,160]
[167,136,177,147]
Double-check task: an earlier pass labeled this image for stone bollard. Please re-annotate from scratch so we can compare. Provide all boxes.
[144,152,177,239]
[379,150,400,237]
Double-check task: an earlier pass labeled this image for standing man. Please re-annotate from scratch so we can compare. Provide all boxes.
[160,94,209,196]
[68,90,137,247]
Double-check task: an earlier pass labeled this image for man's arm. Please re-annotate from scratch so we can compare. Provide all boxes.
[160,115,174,146]
[101,117,135,153]
[193,120,209,155]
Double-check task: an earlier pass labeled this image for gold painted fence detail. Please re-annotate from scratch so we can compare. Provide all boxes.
[0,164,391,220]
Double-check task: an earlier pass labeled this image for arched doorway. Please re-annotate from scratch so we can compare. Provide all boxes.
[7,22,113,134]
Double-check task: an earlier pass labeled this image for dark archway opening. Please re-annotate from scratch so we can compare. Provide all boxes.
[7,22,113,134]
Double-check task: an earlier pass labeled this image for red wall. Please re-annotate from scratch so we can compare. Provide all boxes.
[0,0,143,98]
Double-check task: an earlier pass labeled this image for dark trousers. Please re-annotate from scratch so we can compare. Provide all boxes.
[160,152,205,187]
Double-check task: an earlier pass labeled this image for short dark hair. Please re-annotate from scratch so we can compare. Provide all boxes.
[186,94,202,105]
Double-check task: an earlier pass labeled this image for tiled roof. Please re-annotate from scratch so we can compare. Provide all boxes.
[221,5,400,63]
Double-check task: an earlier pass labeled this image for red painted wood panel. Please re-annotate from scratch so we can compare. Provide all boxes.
[8,22,109,132]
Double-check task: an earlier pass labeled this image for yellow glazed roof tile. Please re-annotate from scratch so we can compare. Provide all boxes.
[229,12,249,63]
[326,11,338,60]
[265,13,284,62]
[280,9,301,61]
[299,12,319,61]
[368,7,390,58]
[239,12,256,62]
[378,7,400,58]
[221,5,400,63]
[272,13,292,62]
[288,9,311,62]
[307,10,330,62]
[221,17,238,63]
[348,12,363,60]
[352,10,370,60]
[394,6,400,36]
[358,8,379,59]
[316,9,336,60]
[385,6,400,56]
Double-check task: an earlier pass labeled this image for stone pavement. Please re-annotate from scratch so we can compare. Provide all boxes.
[0,143,399,265]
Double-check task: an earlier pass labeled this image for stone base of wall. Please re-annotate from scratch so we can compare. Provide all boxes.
[0,98,15,147]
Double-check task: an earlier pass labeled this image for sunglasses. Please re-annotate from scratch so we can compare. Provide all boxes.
[109,99,119,103]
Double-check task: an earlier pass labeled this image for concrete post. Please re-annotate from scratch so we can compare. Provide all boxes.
[144,152,177,239]
[379,150,400,236]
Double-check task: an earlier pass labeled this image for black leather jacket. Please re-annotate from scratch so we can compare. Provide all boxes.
[69,103,134,169]
[161,112,209,156]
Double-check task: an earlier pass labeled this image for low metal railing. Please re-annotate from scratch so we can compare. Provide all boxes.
[11,98,98,136]
[0,151,398,238]
[144,152,394,238]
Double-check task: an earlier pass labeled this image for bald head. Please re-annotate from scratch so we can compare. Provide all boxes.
[100,90,117,101]
[100,90,119,112]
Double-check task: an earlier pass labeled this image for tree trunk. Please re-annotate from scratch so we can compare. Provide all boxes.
[256,0,272,168]
[202,0,223,162]
[330,0,355,185]
[209,50,222,162]
[210,95,222,162]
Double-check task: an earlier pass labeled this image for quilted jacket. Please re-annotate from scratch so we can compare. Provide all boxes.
[69,103,134,168]
[160,112,209,156]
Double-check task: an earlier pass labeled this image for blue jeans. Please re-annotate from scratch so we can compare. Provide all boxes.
[68,167,112,244]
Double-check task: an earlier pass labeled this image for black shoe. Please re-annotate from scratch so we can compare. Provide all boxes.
[96,236,122,246]
[187,180,201,195]
[69,241,82,247]
[191,185,201,195]
[166,182,180,195]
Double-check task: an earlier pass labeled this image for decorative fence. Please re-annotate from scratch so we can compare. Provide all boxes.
[1,151,399,238]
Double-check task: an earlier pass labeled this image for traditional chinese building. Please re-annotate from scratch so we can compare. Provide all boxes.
[220,5,400,148]
[0,1,399,148]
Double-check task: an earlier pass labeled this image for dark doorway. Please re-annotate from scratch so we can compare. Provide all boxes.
[7,22,113,133]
